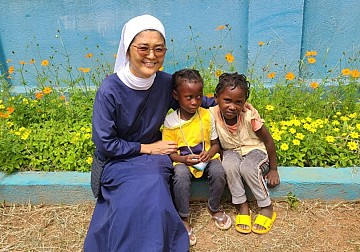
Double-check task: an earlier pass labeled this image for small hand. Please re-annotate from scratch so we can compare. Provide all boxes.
[184,154,200,166]
[198,151,210,163]
[265,170,280,188]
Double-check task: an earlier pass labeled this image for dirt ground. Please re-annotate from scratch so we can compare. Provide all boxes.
[1,200,359,252]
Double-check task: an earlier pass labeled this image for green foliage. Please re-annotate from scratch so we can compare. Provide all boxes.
[0,26,359,173]
[286,192,300,209]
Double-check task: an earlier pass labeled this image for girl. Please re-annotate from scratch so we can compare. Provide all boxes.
[210,72,280,234]
[162,69,231,246]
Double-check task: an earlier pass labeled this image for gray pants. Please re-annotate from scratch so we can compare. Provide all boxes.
[173,159,226,218]
[222,149,271,208]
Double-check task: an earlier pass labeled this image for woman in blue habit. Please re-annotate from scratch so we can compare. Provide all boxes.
[84,14,214,251]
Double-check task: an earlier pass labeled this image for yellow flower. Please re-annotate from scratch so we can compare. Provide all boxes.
[341,68,351,76]
[292,139,300,146]
[272,133,281,142]
[349,113,357,119]
[350,69,359,78]
[19,60,27,65]
[85,53,93,58]
[8,66,15,74]
[356,123,360,131]
[340,116,350,122]
[310,82,319,89]
[41,59,49,66]
[215,69,222,78]
[216,25,225,30]
[289,128,296,134]
[325,135,335,143]
[267,72,276,79]
[333,128,340,132]
[347,141,358,151]
[265,105,274,111]
[285,72,295,80]
[43,87,52,94]
[258,41,265,46]
[295,133,305,140]
[6,59,12,63]
[82,68,91,73]
[86,156,93,165]
[225,53,234,63]
[29,59,36,64]
[159,66,164,71]
[307,57,316,64]
[280,143,289,151]
[350,132,359,139]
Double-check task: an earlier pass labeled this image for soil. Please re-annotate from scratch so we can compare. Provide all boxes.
[1,200,359,252]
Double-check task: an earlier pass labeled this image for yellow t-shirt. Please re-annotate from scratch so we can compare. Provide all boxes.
[162,107,220,178]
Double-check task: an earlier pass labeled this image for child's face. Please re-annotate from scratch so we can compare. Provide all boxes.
[215,86,247,120]
[173,80,203,117]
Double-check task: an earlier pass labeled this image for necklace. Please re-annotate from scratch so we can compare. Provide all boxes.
[220,111,243,158]
[178,109,205,155]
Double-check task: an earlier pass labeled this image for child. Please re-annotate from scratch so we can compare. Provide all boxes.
[210,72,280,234]
[162,69,232,246]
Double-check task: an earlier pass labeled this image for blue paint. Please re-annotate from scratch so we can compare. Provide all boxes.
[1,167,359,205]
[1,0,358,91]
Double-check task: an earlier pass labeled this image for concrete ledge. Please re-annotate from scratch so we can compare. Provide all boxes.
[1,167,359,205]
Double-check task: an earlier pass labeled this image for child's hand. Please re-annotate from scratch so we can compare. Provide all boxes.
[265,170,280,188]
[198,151,210,163]
[184,154,200,166]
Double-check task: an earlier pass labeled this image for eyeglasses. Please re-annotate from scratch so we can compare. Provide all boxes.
[131,45,167,57]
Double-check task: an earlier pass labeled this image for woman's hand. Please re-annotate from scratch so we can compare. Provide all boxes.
[141,140,178,155]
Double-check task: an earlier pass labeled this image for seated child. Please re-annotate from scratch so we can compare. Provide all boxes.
[162,69,231,246]
[210,72,280,234]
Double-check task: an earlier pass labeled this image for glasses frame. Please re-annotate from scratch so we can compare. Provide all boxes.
[131,45,167,57]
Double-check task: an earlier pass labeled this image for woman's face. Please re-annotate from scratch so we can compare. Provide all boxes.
[128,30,166,78]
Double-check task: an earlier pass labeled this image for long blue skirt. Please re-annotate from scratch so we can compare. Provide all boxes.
[84,154,189,252]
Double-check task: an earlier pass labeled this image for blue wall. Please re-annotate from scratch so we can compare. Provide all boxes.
[0,0,359,89]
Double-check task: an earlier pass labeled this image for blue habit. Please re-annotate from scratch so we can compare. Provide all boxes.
[84,72,190,251]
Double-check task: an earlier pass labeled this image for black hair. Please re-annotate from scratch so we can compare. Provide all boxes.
[172,69,203,91]
[214,72,250,100]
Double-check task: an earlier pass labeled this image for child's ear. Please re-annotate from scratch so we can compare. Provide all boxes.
[214,94,218,104]
[172,90,179,100]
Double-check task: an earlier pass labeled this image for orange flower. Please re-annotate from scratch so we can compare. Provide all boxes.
[1,112,9,119]
[206,93,214,98]
[342,68,351,76]
[307,57,316,64]
[285,72,295,81]
[258,41,265,46]
[29,59,36,64]
[7,106,15,114]
[43,87,52,94]
[305,50,317,57]
[79,67,91,73]
[310,82,319,89]
[216,25,225,30]
[159,66,164,71]
[19,60,26,65]
[41,59,49,66]
[267,72,276,79]
[60,95,66,101]
[35,91,44,100]
[85,53,93,58]
[350,69,359,78]
[215,69,222,78]
[8,66,15,74]
[225,53,235,63]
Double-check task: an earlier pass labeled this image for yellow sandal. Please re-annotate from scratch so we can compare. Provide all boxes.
[235,214,252,234]
[252,212,277,234]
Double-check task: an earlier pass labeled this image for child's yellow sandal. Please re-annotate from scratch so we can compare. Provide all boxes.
[252,212,277,234]
[235,214,252,234]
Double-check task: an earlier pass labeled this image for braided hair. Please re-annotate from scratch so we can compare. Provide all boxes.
[214,72,250,100]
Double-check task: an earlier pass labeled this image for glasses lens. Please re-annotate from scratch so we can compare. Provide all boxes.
[132,45,167,56]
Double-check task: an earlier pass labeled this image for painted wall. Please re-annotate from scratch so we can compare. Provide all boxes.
[0,0,359,89]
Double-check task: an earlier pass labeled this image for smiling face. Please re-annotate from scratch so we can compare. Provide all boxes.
[173,80,203,120]
[215,86,247,122]
[128,30,166,78]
